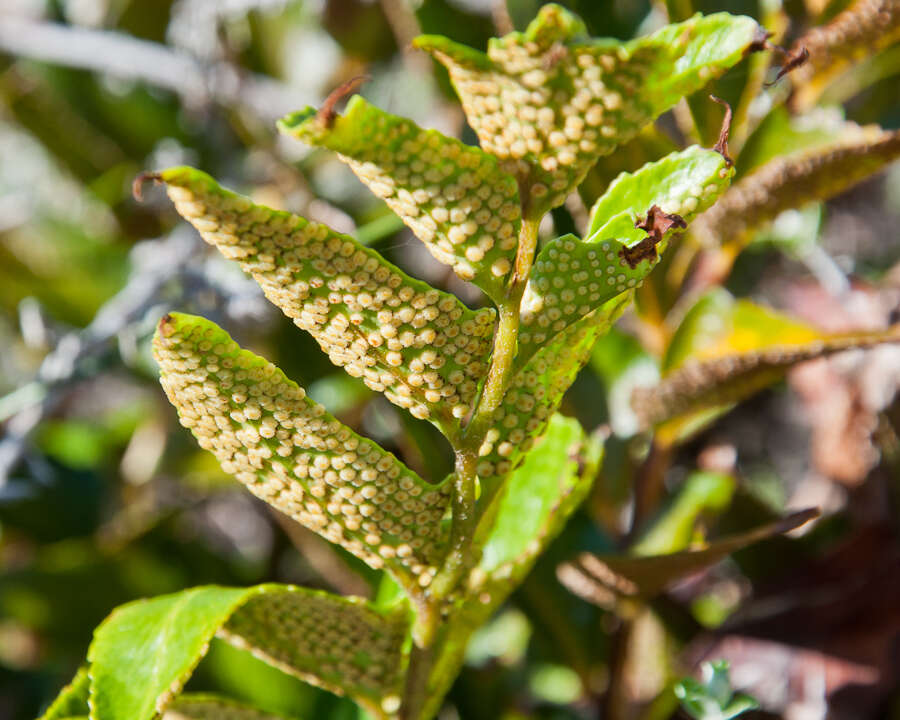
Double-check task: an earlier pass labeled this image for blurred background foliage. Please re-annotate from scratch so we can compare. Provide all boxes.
[0,0,898,719]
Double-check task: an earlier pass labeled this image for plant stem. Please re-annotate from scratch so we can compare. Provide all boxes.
[400,641,437,720]
[402,215,542,715]
[466,216,541,437]
[427,449,479,600]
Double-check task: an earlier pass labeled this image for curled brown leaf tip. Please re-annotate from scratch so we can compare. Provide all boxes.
[710,95,733,167]
[317,75,370,128]
[621,205,686,269]
[132,171,162,202]
[746,26,773,54]
[766,45,809,86]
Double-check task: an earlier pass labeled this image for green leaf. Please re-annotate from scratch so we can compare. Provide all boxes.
[156,166,495,435]
[478,414,599,575]
[88,586,252,720]
[477,294,629,507]
[153,312,450,599]
[88,585,409,720]
[633,289,900,434]
[278,96,521,303]
[675,661,759,720]
[416,5,759,218]
[162,694,289,719]
[559,508,816,604]
[693,124,900,254]
[39,666,90,720]
[517,146,733,367]
[632,470,736,556]
[418,414,601,720]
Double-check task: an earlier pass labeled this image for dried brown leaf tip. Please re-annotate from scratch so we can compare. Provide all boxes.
[132,171,162,202]
[745,26,774,54]
[317,75,370,127]
[710,95,733,167]
[766,45,809,86]
[622,205,685,269]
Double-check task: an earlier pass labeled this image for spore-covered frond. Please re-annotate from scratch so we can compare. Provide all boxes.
[279,97,521,303]
[791,0,900,110]
[157,167,494,433]
[476,295,629,505]
[694,125,900,251]
[221,587,409,719]
[416,5,759,218]
[153,313,451,595]
[517,147,733,367]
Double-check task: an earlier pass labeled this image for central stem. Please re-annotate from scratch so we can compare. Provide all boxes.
[426,216,541,601]
[401,216,541,718]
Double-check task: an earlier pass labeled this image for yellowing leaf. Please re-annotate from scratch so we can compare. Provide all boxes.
[279,97,521,303]
[153,312,450,598]
[157,166,495,435]
[416,5,759,218]
[632,290,900,436]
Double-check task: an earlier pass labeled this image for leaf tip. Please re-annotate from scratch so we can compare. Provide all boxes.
[132,171,162,202]
[709,95,733,167]
[317,75,370,128]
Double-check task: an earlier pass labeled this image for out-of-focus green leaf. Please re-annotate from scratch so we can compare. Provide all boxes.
[153,313,450,601]
[675,661,759,719]
[416,5,759,218]
[88,585,409,720]
[279,96,521,303]
[632,289,900,435]
[790,0,900,111]
[38,667,89,720]
[559,508,817,603]
[516,146,733,368]
[633,470,736,556]
[161,694,289,720]
[694,122,900,253]
[156,166,495,435]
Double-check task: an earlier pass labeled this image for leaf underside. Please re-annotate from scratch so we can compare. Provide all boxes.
[416,5,759,218]
[153,312,450,595]
[158,167,495,435]
[419,414,601,720]
[279,96,521,303]
[162,694,288,720]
